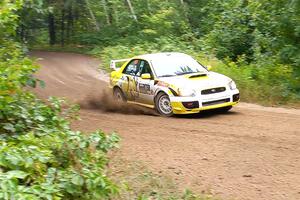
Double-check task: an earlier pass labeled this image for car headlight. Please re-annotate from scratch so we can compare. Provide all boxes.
[178,87,196,97]
[229,80,237,90]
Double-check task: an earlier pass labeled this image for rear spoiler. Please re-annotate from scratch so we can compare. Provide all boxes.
[110,59,130,70]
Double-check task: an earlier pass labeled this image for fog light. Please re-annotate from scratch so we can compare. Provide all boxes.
[182,101,199,109]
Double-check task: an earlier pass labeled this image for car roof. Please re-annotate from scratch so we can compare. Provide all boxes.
[133,52,191,61]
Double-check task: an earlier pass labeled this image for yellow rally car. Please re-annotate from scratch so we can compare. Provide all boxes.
[109,52,239,116]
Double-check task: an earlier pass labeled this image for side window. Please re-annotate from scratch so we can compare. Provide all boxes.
[137,60,153,78]
[123,59,139,75]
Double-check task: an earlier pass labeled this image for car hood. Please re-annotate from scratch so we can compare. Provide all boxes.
[158,72,231,90]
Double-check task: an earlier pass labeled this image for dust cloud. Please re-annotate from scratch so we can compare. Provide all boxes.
[79,89,157,116]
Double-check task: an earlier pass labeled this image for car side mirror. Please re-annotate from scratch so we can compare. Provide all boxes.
[141,73,151,79]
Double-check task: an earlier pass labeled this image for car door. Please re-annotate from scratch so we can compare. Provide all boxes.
[120,59,140,101]
[136,60,155,105]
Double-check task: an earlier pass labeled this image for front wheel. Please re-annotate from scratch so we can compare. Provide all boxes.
[155,92,173,117]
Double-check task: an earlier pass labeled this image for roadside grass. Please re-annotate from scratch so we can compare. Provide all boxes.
[108,155,216,200]
[30,44,93,54]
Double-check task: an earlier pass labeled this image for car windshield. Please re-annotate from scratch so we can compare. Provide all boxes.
[151,55,208,77]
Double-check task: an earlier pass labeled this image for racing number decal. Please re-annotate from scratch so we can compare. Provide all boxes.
[119,59,153,100]
[118,59,141,100]
[127,75,139,99]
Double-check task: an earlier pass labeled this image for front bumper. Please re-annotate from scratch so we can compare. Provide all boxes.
[170,89,240,114]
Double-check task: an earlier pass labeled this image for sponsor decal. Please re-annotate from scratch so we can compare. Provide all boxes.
[139,83,151,94]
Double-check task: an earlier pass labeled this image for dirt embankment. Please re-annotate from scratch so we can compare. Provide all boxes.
[31,51,300,200]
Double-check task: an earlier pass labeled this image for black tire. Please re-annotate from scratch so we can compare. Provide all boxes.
[155,92,173,117]
[216,106,232,113]
[113,87,126,102]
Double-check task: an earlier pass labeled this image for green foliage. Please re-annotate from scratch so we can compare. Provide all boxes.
[0,109,120,199]
[0,53,120,199]
[0,0,23,37]
[0,1,120,199]
[18,0,300,72]
[213,58,299,105]
[200,0,300,68]
[0,49,120,200]
[202,0,254,61]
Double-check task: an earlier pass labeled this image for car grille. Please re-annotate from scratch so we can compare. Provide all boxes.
[202,98,230,107]
[201,87,226,95]
[233,93,240,102]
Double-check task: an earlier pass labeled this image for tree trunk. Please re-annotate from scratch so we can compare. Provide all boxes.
[48,12,56,45]
[180,0,188,18]
[61,6,65,46]
[85,0,100,31]
[145,0,151,15]
[113,1,119,25]
[19,23,25,43]
[125,0,137,22]
[66,4,73,44]
[102,0,111,25]
[107,0,114,25]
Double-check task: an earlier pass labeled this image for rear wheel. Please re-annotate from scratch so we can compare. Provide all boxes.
[113,87,126,102]
[155,92,173,117]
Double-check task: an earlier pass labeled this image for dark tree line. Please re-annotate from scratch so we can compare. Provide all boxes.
[18,0,300,71]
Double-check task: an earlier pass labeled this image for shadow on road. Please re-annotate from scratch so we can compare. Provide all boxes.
[174,109,241,119]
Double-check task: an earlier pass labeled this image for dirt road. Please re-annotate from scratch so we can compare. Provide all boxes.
[30,51,300,200]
